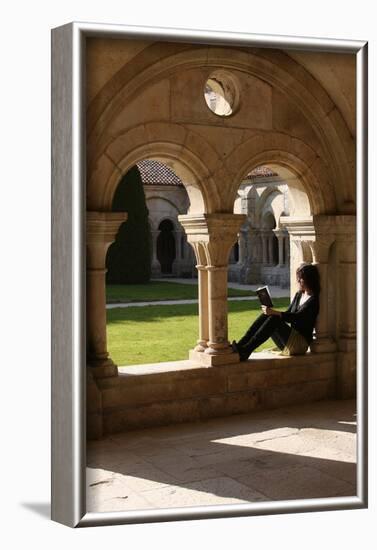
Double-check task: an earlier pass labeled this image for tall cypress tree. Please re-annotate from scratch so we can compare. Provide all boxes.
[106,165,152,283]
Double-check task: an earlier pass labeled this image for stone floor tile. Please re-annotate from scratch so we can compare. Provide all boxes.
[87,484,155,513]
[144,454,220,483]
[237,465,356,500]
[211,426,300,447]
[87,399,357,512]
[139,476,268,508]
[192,445,267,467]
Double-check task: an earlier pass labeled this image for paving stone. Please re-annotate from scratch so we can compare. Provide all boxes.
[237,465,356,500]
[253,428,356,461]
[86,473,155,512]
[139,476,268,508]
[144,454,221,483]
[86,399,357,512]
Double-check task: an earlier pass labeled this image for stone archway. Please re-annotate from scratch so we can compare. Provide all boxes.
[87,44,355,213]
[87,123,223,214]
[85,40,357,439]
[225,135,331,215]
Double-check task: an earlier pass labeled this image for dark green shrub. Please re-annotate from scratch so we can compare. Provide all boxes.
[106,165,152,283]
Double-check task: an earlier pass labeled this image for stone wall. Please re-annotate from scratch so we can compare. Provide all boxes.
[87,352,337,436]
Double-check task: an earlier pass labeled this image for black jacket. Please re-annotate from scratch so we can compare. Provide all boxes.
[281,291,320,343]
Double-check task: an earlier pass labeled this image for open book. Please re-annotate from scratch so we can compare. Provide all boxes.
[256,285,274,307]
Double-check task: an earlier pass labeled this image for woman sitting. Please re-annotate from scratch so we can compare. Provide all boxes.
[232,263,320,361]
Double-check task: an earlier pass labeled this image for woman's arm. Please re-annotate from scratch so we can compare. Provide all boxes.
[261,293,299,317]
[280,296,319,323]
[261,306,282,316]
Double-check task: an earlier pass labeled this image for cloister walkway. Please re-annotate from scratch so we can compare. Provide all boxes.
[87,399,356,512]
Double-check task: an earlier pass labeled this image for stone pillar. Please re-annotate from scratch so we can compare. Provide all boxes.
[238,230,247,265]
[246,229,255,262]
[261,232,268,265]
[335,218,357,398]
[268,234,274,265]
[274,230,285,267]
[86,211,128,378]
[285,236,289,265]
[206,265,231,355]
[309,235,337,353]
[191,243,209,352]
[179,213,246,366]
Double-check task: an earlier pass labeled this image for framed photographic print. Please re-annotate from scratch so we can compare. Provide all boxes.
[51,21,368,527]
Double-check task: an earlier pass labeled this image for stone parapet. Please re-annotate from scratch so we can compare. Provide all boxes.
[88,352,337,437]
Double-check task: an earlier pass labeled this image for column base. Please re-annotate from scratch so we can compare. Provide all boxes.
[194,340,208,352]
[88,357,118,379]
[189,349,240,366]
[338,336,356,352]
[205,342,234,355]
[310,337,337,353]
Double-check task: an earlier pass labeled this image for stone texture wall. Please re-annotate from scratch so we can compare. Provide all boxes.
[92,353,337,435]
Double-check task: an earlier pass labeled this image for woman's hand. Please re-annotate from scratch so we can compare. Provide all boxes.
[261,306,281,316]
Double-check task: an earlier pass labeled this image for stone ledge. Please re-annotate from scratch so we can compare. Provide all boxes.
[91,352,338,436]
[102,379,336,434]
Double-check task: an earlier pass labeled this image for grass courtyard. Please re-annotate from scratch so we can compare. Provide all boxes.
[106,281,253,303]
[107,297,290,366]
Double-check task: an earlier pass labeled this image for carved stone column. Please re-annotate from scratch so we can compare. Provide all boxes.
[284,236,290,265]
[334,217,357,398]
[151,230,160,276]
[268,233,274,265]
[274,229,285,267]
[261,231,268,265]
[86,211,127,378]
[179,213,246,366]
[190,242,209,352]
[238,229,247,265]
[309,236,337,353]
[281,215,336,351]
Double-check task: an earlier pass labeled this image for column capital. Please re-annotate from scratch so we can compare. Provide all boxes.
[178,213,246,267]
[281,215,340,263]
[178,213,246,235]
[273,228,285,239]
[86,211,128,245]
[86,211,128,270]
[309,237,336,263]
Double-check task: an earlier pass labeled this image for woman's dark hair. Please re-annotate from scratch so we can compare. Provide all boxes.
[296,263,320,294]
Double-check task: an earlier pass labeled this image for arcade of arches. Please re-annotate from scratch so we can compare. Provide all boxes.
[85,39,356,438]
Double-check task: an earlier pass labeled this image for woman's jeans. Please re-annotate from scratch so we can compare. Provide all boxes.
[236,314,292,358]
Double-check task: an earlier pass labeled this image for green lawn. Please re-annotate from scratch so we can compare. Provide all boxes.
[107,297,290,366]
[106,281,253,303]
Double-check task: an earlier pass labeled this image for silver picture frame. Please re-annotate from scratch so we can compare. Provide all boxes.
[51,21,368,528]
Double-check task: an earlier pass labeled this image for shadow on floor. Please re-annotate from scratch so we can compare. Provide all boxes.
[86,399,357,511]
